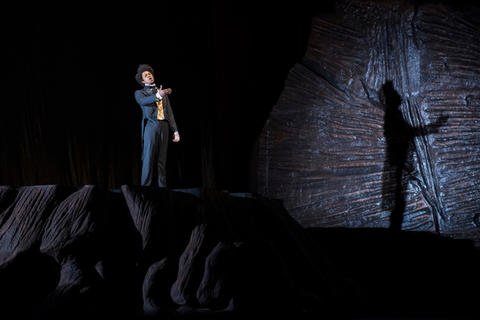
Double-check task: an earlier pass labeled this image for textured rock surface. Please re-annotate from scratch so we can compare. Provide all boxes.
[251,0,480,247]
[0,184,478,319]
[0,184,369,319]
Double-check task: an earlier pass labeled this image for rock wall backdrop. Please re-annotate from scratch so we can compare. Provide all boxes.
[251,0,480,247]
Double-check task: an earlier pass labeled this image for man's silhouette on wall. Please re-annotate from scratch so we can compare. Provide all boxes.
[362,79,448,230]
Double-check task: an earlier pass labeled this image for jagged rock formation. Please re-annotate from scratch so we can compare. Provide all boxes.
[0,184,369,319]
[250,0,480,247]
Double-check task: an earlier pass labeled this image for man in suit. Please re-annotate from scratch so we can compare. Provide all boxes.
[134,64,180,187]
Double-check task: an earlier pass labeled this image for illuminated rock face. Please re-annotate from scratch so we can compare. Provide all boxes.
[251,0,480,246]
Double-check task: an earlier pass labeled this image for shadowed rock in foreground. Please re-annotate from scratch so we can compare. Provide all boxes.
[0,184,478,319]
[0,184,370,319]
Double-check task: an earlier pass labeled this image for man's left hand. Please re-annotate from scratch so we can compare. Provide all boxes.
[173,132,180,142]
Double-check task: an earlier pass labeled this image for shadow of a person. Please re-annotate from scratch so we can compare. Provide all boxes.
[380,81,448,230]
[361,79,448,230]
[382,81,411,230]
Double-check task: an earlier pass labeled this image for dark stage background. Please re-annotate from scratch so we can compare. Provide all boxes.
[0,1,336,192]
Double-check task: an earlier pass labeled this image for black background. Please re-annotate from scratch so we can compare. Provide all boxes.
[0,1,336,191]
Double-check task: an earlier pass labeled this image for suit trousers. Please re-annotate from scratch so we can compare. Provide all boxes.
[141,119,169,187]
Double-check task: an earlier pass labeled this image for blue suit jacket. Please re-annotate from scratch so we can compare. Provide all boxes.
[134,86,178,143]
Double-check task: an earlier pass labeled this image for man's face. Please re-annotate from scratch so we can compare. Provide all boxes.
[142,71,155,85]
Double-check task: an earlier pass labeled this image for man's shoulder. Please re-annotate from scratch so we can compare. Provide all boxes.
[135,87,148,95]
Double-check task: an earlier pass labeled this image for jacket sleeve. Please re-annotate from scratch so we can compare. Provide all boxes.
[135,89,157,105]
[163,96,178,133]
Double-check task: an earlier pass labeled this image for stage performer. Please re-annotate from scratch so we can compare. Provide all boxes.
[134,64,180,187]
